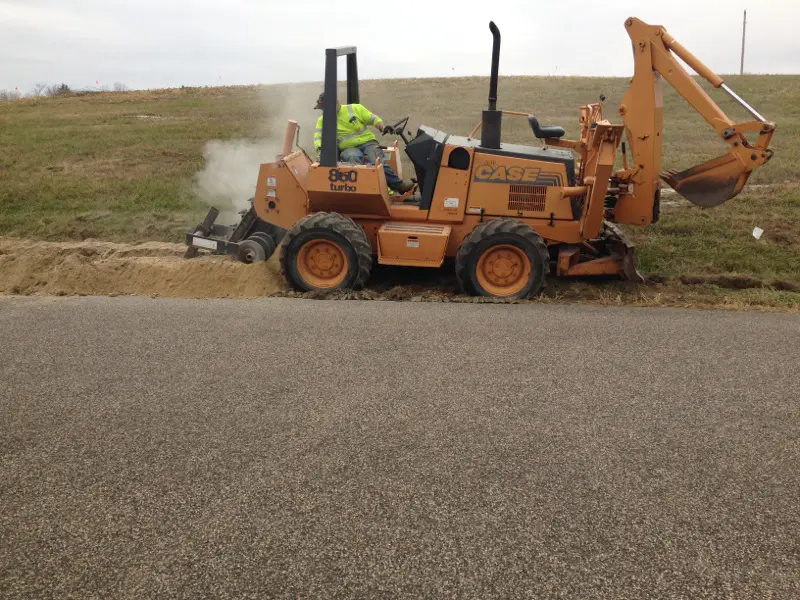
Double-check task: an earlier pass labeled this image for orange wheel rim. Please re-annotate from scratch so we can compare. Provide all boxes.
[296,240,347,289]
[476,244,531,296]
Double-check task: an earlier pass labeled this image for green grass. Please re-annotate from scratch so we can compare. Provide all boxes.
[630,185,800,282]
[1,76,798,307]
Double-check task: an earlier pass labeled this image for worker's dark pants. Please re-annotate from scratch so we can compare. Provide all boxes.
[340,141,404,191]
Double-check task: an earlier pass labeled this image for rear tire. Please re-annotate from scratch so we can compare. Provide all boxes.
[280,212,372,292]
[455,219,550,298]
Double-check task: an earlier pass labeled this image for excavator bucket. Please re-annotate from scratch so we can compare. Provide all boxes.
[661,153,750,207]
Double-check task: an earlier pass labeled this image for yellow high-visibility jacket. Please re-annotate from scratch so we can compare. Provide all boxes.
[314,104,383,151]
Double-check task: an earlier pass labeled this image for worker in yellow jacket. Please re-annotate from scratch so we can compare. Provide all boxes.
[313,92,414,194]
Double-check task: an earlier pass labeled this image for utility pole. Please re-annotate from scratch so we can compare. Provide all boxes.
[740,9,747,75]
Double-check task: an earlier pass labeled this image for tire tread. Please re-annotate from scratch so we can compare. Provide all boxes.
[455,218,550,297]
[280,212,372,291]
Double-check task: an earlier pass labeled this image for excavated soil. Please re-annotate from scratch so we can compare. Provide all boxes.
[0,238,283,298]
[1,237,797,311]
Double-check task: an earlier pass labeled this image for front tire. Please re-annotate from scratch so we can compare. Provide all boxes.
[280,212,372,292]
[455,219,550,298]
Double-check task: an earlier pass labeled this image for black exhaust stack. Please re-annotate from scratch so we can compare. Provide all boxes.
[481,21,502,149]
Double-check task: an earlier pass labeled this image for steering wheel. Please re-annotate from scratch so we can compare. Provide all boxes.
[383,116,410,144]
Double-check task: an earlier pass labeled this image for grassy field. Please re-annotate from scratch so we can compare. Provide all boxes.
[1,76,798,308]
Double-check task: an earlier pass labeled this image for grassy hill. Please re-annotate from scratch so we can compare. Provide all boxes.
[1,75,798,307]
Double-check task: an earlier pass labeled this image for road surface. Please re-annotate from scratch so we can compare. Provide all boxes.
[1,296,798,599]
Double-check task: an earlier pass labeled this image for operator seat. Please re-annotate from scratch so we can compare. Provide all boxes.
[528,116,565,140]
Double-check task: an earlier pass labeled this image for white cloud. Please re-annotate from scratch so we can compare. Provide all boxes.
[0,0,797,92]
[1,1,125,42]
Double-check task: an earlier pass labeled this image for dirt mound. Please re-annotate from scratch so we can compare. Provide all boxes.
[0,238,283,298]
[2,237,797,312]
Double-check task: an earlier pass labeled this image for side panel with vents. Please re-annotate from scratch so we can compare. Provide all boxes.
[508,185,547,212]
[465,152,575,220]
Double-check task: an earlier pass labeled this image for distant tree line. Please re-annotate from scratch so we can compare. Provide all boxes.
[0,82,129,101]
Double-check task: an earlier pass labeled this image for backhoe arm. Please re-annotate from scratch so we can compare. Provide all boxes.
[612,18,775,225]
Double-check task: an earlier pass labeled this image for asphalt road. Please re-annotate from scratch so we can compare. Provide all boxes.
[1,296,798,599]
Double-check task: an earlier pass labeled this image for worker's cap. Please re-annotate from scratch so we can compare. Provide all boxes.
[314,92,324,109]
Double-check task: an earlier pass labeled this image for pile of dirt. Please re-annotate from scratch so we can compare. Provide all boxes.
[0,238,283,298]
[1,237,797,312]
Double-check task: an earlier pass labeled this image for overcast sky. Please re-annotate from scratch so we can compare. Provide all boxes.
[1,0,798,93]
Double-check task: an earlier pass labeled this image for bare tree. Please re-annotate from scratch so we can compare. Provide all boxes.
[0,89,22,101]
[113,82,129,92]
[30,83,47,97]
[45,83,71,97]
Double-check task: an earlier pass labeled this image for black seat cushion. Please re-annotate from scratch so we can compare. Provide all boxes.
[528,116,565,139]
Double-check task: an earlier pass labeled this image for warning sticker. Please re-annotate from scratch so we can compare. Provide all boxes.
[267,189,277,197]
[407,239,420,248]
[444,197,459,209]
[267,176,277,187]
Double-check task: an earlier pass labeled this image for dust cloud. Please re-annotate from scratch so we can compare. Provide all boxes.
[194,139,273,226]
[193,85,319,225]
